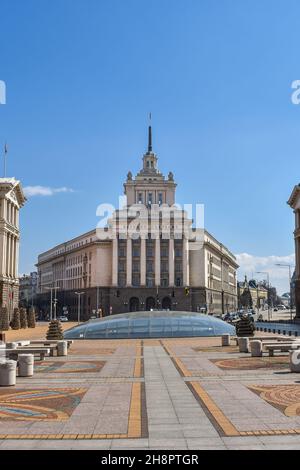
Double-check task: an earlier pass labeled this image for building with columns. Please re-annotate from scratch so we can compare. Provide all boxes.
[288,184,300,319]
[0,178,26,319]
[36,128,238,319]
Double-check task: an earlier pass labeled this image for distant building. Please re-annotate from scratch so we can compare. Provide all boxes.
[0,178,26,322]
[237,277,268,310]
[280,292,290,308]
[36,127,238,319]
[287,184,300,319]
[19,272,38,308]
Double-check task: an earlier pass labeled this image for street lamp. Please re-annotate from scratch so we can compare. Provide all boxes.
[45,285,60,321]
[275,264,295,322]
[256,271,270,321]
[75,291,84,325]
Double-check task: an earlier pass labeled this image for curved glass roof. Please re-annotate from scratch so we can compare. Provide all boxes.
[63,311,235,339]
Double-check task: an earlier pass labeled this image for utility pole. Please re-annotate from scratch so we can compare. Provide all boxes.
[275,264,295,322]
[75,291,84,325]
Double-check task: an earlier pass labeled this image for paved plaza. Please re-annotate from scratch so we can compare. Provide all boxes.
[3,327,300,449]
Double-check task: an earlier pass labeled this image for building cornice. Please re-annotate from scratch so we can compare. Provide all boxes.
[287,184,300,209]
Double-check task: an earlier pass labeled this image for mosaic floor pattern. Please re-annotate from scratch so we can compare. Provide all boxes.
[212,356,289,370]
[193,345,239,353]
[0,388,87,421]
[249,384,300,417]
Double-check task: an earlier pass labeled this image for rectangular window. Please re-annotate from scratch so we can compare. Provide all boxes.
[118,261,125,272]
[133,262,139,272]
[132,274,140,287]
[161,261,168,272]
[133,246,140,257]
[146,261,153,272]
[146,276,154,287]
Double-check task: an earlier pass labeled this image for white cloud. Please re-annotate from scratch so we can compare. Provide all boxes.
[235,252,295,295]
[23,186,74,197]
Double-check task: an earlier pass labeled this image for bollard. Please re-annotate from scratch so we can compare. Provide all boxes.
[290,350,300,372]
[221,334,230,347]
[238,337,249,353]
[0,360,17,386]
[250,340,262,357]
[18,354,34,377]
[57,341,68,357]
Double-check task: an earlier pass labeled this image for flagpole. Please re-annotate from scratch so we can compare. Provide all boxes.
[3,143,7,177]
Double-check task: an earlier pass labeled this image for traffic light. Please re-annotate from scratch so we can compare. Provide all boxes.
[185,287,190,296]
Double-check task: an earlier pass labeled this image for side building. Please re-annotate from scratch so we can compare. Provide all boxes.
[36,128,238,319]
[288,184,300,319]
[0,178,26,321]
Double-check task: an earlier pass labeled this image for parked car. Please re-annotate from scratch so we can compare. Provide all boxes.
[58,316,69,322]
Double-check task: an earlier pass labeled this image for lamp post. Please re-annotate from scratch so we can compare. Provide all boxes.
[75,291,84,325]
[275,264,295,322]
[256,271,270,321]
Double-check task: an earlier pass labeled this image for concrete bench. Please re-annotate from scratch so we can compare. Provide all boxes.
[4,348,51,361]
[29,339,73,348]
[265,344,300,357]
[235,336,292,346]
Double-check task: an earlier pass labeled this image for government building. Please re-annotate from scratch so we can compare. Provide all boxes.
[36,128,238,319]
[0,178,26,320]
[288,183,300,319]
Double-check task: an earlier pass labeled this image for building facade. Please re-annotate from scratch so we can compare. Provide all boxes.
[19,272,38,308]
[237,277,268,311]
[0,178,26,320]
[36,128,238,319]
[288,184,300,319]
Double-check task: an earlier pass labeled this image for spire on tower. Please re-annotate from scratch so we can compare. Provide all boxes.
[148,125,152,152]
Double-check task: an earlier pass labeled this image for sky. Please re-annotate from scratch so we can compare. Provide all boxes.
[0,0,299,294]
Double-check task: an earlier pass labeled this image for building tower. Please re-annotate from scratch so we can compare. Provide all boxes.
[0,178,26,320]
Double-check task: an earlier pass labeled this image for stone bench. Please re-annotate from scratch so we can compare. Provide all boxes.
[4,348,51,361]
[29,339,73,349]
[265,344,300,357]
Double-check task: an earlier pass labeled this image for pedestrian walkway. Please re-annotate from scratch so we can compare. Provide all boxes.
[2,334,300,449]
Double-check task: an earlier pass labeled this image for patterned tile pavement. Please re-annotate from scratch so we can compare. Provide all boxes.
[2,333,300,448]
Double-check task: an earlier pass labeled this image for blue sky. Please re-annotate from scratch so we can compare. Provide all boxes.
[0,0,299,293]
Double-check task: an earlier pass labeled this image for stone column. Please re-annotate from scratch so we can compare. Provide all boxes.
[295,212,300,319]
[182,237,189,286]
[140,237,146,286]
[169,238,174,287]
[10,236,15,277]
[155,237,160,286]
[112,237,118,286]
[0,230,6,275]
[7,233,11,276]
[126,237,132,286]
[16,207,19,229]
[15,238,19,278]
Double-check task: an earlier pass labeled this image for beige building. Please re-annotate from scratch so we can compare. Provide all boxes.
[36,128,238,318]
[288,184,300,319]
[0,178,26,319]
